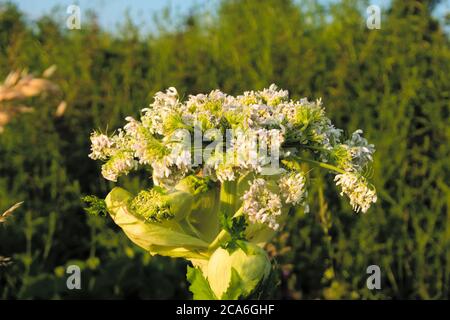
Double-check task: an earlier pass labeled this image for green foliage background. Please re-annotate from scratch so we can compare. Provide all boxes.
[0,0,448,299]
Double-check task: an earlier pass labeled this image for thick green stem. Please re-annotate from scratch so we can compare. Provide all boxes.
[219,180,238,218]
[207,180,239,252]
[208,230,227,253]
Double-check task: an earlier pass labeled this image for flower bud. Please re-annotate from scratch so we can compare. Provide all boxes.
[129,188,193,223]
[105,187,209,259]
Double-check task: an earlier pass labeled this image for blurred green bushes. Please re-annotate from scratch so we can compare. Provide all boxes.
[0,0,448,299]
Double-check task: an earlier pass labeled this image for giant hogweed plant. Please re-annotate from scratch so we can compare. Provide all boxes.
[85,85,376,299]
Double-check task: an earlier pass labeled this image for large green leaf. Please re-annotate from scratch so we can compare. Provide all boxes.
[105,187,209,255]
[148,245,209,260]
[186,266,217,300]
[221,268,244,300]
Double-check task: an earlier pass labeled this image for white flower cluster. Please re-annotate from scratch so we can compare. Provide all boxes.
[89,84,377,229]
[279,172,307,205]
[100,151,137,182]
[203,127,284,183]
[242,179,282,230]
[334,172,377,213]
[89,132,112,160]
[89,131,138,182]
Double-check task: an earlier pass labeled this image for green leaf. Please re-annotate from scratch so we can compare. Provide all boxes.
[81,195,107,216]
[105,187,209,257]
[186,266,217,300]
[221,267,244,300]
[220,215,248,252]
[247,260,281,300]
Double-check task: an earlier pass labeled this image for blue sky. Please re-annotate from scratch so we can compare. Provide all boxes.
[6,0,449,32]
[8,0,215,32]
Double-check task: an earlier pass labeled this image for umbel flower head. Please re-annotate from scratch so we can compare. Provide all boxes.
[87,84,377,300]
[334,172,377,213]
[242,178,282,230]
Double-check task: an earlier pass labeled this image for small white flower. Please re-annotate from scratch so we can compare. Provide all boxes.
[242,178,282,230]
[101,152,137,182]
[89,132,113,160]
[334,172,377,213]
[216,164,235,182]
[141,87,180,135]
[259,83,289,106]
[168,142,192,172]
[235,90,259,106]
[279,172,307,205]
[123,116,140,137]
